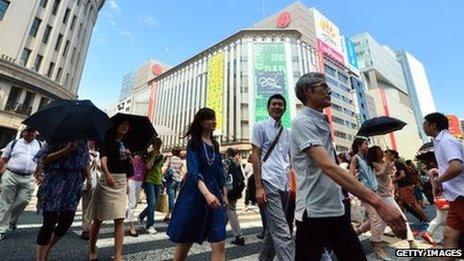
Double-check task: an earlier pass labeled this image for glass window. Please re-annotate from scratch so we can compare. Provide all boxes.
[33,55,43,71]
[47,62,55,77]
[51,0,60,15]
[324,64,336,78]
[0,0,9,20]
[55,34,63,51]
[70,15,77,30]
[63,8,70,24]
[23,92,35,108]
[70,47,76,64]
[42,25,52,44]
[56,67,63,81]
[29,17,42,37]
[19,48,31,66]
[38,97,49,110]
[40,0,47,8]
[62,40,70,56]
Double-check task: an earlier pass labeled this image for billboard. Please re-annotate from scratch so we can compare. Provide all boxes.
[312,8,344,64]
[206,52,225,133]
[341,36,359,74]
[253,43,291,127]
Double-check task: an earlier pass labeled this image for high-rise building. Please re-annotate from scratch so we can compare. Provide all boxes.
[351,32,422,158]
[253,4,361,152]
[110,60,169,117]
[396,51,436,142]
[127,2,366,153]
[0,0,105,147]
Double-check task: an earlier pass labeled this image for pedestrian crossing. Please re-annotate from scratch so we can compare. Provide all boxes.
[4,197,439,260]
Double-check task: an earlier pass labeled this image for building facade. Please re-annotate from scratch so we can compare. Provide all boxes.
[109,60,169,117]
[396,51,436,142]
[0,0,104,147]
[150,29,317,152]
[351,33,422,159]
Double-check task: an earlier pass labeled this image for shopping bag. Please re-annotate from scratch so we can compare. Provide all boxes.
[156,193,169,213]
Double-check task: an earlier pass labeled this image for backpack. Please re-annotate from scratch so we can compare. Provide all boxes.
[224,159,245,201]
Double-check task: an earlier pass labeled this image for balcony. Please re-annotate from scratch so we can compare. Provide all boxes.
[4,101,33,116]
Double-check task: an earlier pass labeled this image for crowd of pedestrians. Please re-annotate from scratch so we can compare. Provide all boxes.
[0,72,463,261]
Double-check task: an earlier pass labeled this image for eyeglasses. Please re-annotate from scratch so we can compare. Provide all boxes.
[310,82,331,92]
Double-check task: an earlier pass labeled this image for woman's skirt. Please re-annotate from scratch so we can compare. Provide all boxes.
[86,173,126,221]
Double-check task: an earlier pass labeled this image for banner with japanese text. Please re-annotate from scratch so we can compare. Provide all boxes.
[253,43,290,127]
[206,52,224,133]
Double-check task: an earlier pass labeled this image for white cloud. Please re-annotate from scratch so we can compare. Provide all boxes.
[138,15,157,27]
[96,35,108,44]
[108,0,120,13]
[106,12,116,26]
[121,31,135,42]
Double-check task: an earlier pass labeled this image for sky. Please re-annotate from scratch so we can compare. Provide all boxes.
[78,0,464,118]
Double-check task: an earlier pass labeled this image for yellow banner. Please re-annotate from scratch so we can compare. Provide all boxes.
[206,52,224,133]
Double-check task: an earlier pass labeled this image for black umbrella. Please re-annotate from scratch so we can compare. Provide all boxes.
[110,113,157,152]
[416,142,434,160]
[23,100,112,143]
[357,116,407,137]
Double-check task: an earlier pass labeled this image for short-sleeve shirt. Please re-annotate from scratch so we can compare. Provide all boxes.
[433,130,464,201]
[170,156,184,182]
[145,153,165,185]
[100,139,131,177]
[251,117,290,191]
[1,138,42,175]
[290,106,345,220]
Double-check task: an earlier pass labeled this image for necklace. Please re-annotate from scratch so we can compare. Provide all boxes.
[203,142,215,166]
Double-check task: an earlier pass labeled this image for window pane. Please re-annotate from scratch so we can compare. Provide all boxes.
[0,0,10,20]
[20,48,31,66]
[52,0,60,15]
[33,55,43,71]
[40,0,47,8]
[42,25,52,44]
[47,62,55,77]
[55,34,63,51]
[63,8,70,23]
[29,18,42,37]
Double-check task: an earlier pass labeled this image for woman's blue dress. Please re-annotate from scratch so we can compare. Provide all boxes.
[36,141,90,213]
[167,141,227,244]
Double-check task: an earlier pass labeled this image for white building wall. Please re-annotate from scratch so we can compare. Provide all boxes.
[405,52,436,116]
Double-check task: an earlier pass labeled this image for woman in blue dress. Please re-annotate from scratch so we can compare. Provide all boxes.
[167,108,228,261]
[35,140,89,261]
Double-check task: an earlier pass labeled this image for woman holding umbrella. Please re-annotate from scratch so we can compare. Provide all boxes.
[86,119,132,261]
[167,108,228,261]
[35,140,90,261]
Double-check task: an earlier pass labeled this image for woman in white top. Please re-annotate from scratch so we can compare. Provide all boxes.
[367,146,416,260]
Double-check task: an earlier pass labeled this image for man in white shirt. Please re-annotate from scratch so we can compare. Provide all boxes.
[424,112,464,257]
[251,94,294,261]
[0,127,42,240]
[290,73,406,260]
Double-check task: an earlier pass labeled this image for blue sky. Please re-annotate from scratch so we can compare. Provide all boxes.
[78,0,464,118]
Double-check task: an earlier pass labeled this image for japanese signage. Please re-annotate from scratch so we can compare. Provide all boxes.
[206,52,225,133]
[253,43,290,127]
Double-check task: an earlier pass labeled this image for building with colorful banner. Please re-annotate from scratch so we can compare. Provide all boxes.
[147,29,316,152]
[135,2,366,153]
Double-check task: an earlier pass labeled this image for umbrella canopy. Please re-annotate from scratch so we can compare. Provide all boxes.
[416,142,434,160]
[357,116,407,137]
[153,125,175,136]
[23,100,112,143]
[111,113,157,152]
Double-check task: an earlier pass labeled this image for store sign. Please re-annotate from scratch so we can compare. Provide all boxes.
[344,37,359,69]
[151,64,163,76]
[206,52,224,133]
[276,12,291,28]
[253,43,290,127]
[313,9,343,61]
[317,39,344,66]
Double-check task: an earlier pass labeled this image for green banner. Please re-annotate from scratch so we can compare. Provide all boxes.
[253,43,290,127]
